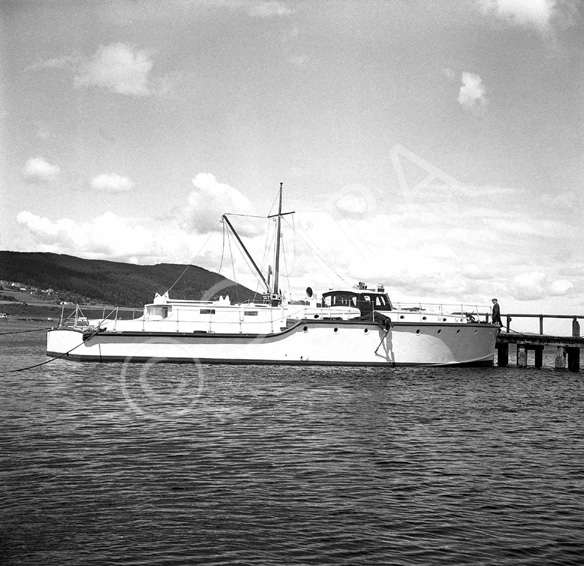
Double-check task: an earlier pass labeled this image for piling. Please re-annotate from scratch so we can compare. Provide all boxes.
[496,343,509,367]
[567,347,580,372]
[534,346,544,369]
[555,347,566,369]
[517,346,528,368]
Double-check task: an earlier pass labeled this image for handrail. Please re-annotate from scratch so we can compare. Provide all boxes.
[502,313,581,337]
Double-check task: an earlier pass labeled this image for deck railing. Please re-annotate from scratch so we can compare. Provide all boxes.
[393,302,491,323]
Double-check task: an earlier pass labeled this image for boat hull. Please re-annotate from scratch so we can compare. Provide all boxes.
[47,320,497,367]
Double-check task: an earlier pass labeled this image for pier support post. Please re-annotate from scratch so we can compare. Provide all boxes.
[517,345,528,368]
[496,343,509,367]
[555,347,566,370]
[567,347,580,372]
[572,318,580,338]
[534,346,544,369]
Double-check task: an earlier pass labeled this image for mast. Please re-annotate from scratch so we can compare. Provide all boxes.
[224,183,294,304]
[273,182,283,297]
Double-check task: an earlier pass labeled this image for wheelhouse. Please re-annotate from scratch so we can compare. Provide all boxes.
[322,289,393,316]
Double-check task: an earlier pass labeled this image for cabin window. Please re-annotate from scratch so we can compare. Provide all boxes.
[244,311,258,316]
[374,294,392,311]
[147,305,171,318]
[200,309,215,315]
[323,293,358,308]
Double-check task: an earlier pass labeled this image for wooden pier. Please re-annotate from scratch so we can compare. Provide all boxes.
[496,313,583,371]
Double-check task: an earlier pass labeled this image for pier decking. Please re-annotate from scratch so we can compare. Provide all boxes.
[496,313,583,371]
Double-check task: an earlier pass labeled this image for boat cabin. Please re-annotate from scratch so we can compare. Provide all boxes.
[322,286,393,317]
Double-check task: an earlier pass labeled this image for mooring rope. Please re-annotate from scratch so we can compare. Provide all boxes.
[0,326,54,336]
[3,327,101,374]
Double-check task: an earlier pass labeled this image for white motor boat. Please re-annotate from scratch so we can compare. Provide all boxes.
[47,185,498,366]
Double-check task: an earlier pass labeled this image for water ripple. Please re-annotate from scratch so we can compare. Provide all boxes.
[1,324,584,565]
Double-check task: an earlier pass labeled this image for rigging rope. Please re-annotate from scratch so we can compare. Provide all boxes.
[218,220,226,275]
[225,229,240,301]
[281,216,350,288]
[166,229,218,294]
[223,213,266,219]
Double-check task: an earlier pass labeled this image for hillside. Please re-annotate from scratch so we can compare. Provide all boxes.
[0,251,257,307]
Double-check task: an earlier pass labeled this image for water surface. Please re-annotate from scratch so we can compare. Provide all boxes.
[1,321,583,565]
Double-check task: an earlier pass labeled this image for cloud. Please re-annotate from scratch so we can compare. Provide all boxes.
[458,72,488,110]
[14,166,579,307]
[27,55,79,71]
[477,0,557,33]
[16,210,211,265]
[90,173,135,192]
[74,43,155,96]
[510,271,573,300]
[22,157,61,183]
[289,54,308,67]
[247,1,291,17]
[549,279,573,296]
[443,67,456,81]
[210,0,292,17]
[30,43,183,97]
[182,173,259,236]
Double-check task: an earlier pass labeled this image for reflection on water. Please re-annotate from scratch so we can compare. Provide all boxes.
[1,322,583,565]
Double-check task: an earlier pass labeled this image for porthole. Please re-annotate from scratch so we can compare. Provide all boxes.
[422,316,427,321]
[364,328,369,334]
[416,329,420,334]
[456,329,460,334]
[437,329,441,334]
[303,326,308,332]
[314,314,320,319]
[400,315,405,319]
[334,328,338,333]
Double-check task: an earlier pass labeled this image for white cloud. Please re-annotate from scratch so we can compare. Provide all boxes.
[247,1,291,17]
[90,173,135,192]
[182,173,259,236]
[478,0,557,32]
[211,0,292,18]
[16,210,213,265]
[30,43,181,97]
[26,54,78,71]
[443,67,456,81]
[512,271,546,300]
[458,72,488,110]
[549,279,573,296]
[13,170,579,308]
[22,157,61,183]
[510,272,574,300]
[289,54,308,67]
[74,43,155,96]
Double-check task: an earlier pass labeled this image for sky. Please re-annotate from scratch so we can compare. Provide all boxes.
[1,0,583,329]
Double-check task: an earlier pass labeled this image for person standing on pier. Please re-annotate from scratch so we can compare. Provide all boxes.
[492,298,502,327]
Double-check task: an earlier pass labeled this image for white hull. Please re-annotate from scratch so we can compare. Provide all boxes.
[47,319,497,367]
